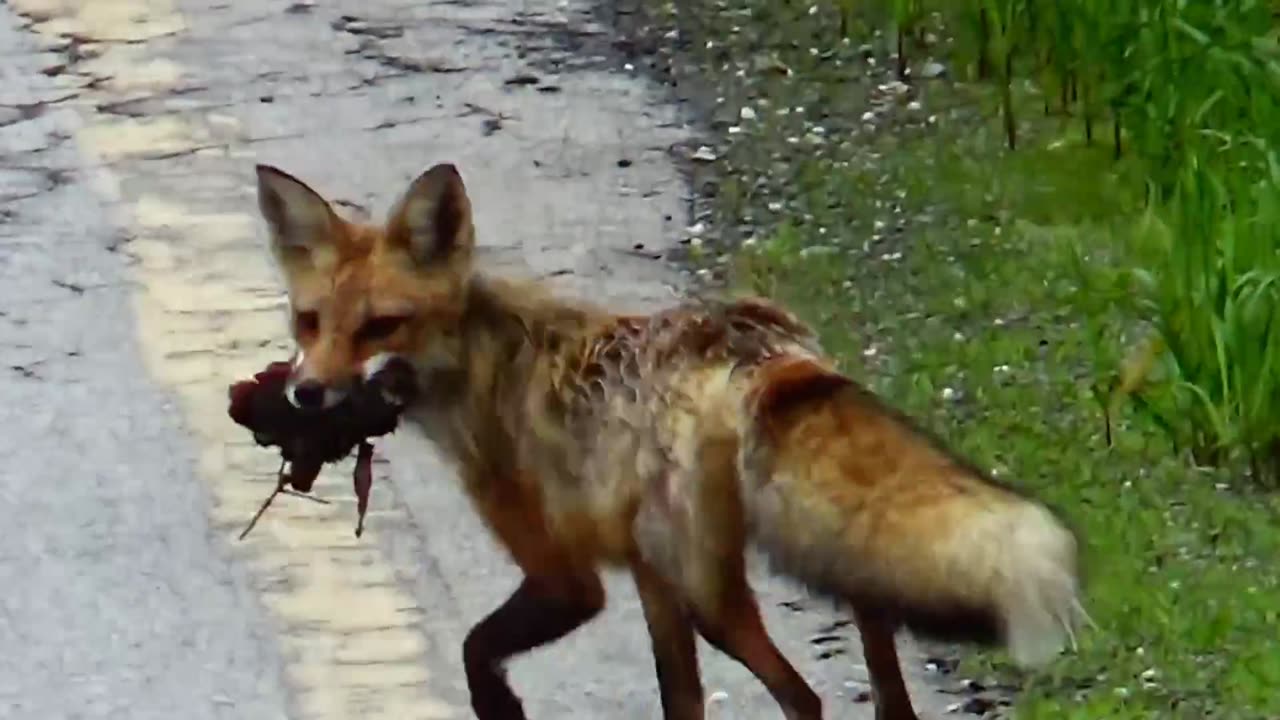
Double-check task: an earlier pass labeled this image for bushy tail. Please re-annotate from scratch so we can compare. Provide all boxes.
[738,357,1091,667]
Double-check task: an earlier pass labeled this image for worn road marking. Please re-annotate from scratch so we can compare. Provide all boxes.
[11,0,457,717]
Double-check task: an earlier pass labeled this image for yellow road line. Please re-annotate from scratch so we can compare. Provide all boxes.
[11,1,457,717]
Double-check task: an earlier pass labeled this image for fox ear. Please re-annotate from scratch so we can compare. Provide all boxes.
[385,163,474,266]
[255,164,339,259]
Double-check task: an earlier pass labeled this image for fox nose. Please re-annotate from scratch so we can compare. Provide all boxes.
[289,379,329,409]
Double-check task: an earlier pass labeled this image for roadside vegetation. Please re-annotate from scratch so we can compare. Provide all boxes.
[615,0,1280,716]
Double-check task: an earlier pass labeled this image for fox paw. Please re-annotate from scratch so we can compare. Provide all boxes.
[470,685,526,720]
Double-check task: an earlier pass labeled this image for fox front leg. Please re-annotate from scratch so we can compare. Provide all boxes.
[461,574,605,719]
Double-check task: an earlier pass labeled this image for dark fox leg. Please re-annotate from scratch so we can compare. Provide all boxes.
[688,572,822,720]
[852,607,920,720]
[630,556,704,720]
[640,441,822,720]
[462,572,605,719]
[461,469,607,719]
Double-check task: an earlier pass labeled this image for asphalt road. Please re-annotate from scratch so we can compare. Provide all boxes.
[0,1,970,718]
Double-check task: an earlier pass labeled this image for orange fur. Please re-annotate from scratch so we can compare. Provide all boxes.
[255,162,1089,720]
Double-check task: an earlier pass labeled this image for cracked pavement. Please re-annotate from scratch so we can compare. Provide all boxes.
[0,0,970,718]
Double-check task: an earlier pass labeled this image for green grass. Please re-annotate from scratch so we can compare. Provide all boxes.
[624,1,1280,716]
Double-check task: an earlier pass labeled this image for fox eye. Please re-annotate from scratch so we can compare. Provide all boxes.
[294,310,319,335]
[357,315,408,343]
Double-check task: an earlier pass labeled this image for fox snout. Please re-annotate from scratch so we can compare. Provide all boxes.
[286,378,347,410]
[285,375,350,410]
[284,350,350,410]
[284,351,415,410]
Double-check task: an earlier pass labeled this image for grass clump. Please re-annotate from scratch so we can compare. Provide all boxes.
[832,0,1280,486]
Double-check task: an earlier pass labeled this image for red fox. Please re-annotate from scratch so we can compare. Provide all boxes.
[254,161,1089,720]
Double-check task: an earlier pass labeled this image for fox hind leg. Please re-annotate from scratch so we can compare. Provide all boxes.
[852,607,920,720]
[634,447,821,720]
[686,571,822,720]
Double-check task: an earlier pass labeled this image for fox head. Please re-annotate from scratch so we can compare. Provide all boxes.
[255,162,475,410]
